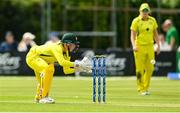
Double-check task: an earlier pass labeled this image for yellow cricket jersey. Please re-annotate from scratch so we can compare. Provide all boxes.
[30,41,74,67]
[130,15,158,45]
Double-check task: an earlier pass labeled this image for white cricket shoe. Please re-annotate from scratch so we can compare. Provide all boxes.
[145,91,150,95]
[46,97,55,102]
[141,91,150,96]
[141,92,147,96]
[39,97,55,104]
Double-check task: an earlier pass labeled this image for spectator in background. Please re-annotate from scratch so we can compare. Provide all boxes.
[162,19,179,50]
[154,33,171,51]
[18,32,36,52]
[46,32,59,44]
[0,31,18,52]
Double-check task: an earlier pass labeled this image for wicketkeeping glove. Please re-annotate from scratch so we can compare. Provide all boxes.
[74,57,92,73]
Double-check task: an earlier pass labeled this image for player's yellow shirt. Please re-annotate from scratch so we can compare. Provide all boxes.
[130,15,158,45]
[29,41,74,67]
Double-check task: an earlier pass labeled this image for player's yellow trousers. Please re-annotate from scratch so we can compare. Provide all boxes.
[26,47,54,99]
[133,44,155,92]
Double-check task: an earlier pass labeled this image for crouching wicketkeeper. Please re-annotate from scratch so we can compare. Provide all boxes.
[26,33,91,104]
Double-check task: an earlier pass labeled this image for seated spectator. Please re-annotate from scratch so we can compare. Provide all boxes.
[0,31,18,52]
[154,33,171,51]
[45,32,60,44]
[162,19,179,50]
[18,32,36,52]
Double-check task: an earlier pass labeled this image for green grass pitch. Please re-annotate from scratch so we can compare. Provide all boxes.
[0,76,180,112]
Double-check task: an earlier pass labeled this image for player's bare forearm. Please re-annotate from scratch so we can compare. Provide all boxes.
[154,29,159,46]
[130,30,135,47]
[154,29,160,54]
[154,30,160,46]
[130,30,137,51]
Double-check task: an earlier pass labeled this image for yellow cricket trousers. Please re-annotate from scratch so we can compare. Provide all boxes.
[134,44,155,92]
[26,47,54,99]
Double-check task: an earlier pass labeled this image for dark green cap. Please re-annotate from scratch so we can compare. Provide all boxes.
[61,33,80,44]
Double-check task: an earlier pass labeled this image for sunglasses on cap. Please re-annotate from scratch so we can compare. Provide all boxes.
[142,8,149,13]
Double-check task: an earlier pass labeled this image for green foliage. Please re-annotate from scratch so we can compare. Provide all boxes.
[11,0,41,6]
[161,0,180,8]
[0,0,41,43]
[0,0,180,48]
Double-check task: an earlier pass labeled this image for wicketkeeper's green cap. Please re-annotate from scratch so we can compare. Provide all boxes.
[61,33,80,44]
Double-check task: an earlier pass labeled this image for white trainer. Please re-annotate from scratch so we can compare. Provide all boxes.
[141,92,147,96]
[145,91,150,95]
[39,97,55,104]
[141,91,150,96]
[46,97,55,102]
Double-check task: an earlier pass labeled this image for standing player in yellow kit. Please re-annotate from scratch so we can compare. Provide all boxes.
[26,33,91,103]
[130,3,160,95]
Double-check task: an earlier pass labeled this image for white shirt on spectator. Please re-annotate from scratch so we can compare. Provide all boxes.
[154,42,171,52]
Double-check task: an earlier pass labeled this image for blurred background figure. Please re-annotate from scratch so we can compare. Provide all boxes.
[154,33,171,51]
[46,32,60,44]
[0,31,18,52]
[18,32,36,52]
[162,19,179,50]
